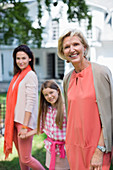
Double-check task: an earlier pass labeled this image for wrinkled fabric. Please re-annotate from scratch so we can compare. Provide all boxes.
[47,136,65,170]
[66,64,111,170]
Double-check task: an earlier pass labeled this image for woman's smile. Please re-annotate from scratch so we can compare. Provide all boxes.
[16,51,31,70]
[63,36,85,64]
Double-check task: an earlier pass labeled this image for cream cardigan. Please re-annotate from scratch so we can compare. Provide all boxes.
[63,62,113,153]
[14,71,38,129]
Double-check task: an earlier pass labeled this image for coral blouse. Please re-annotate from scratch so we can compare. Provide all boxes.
[65,64,111,170]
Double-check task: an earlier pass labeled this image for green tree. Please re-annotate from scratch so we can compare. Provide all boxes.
[0,0,92,48]
[44,0,92,29]
[0,0,44,47]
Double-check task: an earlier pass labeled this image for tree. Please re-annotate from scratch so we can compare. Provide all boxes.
[0,0,92,48]
[0,0,43,47]
[43,0,92,29]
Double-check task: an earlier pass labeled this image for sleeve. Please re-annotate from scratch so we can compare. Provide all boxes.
[108,69,113,146]
[63,69,73,118]
[63,76,68,115]
[61,106,67,140]
[25,72,38,113]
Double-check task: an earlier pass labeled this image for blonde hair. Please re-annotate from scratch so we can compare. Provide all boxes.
[58,28,89,60]
[37,80,64,133]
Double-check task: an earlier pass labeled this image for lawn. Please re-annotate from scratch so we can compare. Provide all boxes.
[0,133,48,170]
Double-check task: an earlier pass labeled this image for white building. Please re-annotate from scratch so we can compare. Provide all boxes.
[0,0,113,91]
[86,0,113,75]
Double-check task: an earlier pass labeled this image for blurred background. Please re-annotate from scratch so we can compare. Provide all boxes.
[0,0,113,169]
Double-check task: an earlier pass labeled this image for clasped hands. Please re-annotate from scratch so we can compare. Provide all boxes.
[18,128,28,139]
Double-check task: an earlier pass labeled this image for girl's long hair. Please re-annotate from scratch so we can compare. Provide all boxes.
[13,44,35,75]
[37,80,64,133]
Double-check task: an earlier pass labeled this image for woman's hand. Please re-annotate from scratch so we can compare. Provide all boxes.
[90,148,104,170]
[18,128,28,139]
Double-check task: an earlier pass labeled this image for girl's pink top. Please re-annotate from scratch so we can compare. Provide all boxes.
[43,106,67,155]
[66,64,111,170]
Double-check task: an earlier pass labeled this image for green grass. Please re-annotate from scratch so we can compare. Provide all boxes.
[0,133,48,170]
[0,93,6,98]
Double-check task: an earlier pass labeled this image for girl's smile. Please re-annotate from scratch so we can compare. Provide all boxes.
[42,88,59,106]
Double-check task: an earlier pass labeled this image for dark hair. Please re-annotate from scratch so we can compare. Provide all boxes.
[37,80,64,132]
[13,44,35,75]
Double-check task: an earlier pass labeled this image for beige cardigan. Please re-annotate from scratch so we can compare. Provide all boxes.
[14,71,38,129]
[63,62,113,153]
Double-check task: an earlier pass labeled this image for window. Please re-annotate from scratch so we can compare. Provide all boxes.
[52,19,59,40]
[35,58,39,65]
[105,12,112,26]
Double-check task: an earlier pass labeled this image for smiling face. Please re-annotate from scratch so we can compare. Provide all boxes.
[16,51,31,71]
[63,35,86,66]
[42,87,59,106]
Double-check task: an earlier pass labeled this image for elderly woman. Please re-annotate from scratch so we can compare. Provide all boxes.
[57,28,113,170]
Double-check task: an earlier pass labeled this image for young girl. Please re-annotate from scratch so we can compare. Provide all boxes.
[19,80,70,170]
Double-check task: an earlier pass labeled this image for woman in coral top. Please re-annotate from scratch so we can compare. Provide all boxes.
[57,28,113,170]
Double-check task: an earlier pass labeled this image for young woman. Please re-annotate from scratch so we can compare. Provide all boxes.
[4,44,45,170]
[19,80,70,170]
[57,28,113,170]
